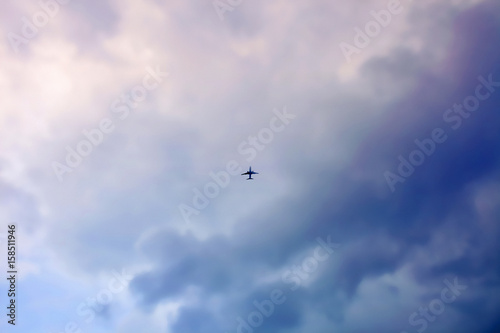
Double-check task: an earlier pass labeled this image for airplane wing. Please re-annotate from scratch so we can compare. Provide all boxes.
[241,172,250,175]
[253,172,259,174]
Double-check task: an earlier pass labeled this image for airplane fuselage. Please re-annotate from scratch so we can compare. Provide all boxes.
[242,166,258,180]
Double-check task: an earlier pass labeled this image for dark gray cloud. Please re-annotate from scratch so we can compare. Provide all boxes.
[3,1,500,333]
[127,2,500,332]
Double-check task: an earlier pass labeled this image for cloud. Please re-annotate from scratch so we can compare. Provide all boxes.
[1,0,500,332]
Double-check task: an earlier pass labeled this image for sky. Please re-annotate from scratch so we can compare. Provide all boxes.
[1,0,500,332]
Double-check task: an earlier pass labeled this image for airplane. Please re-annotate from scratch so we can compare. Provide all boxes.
[241,166,259,180]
